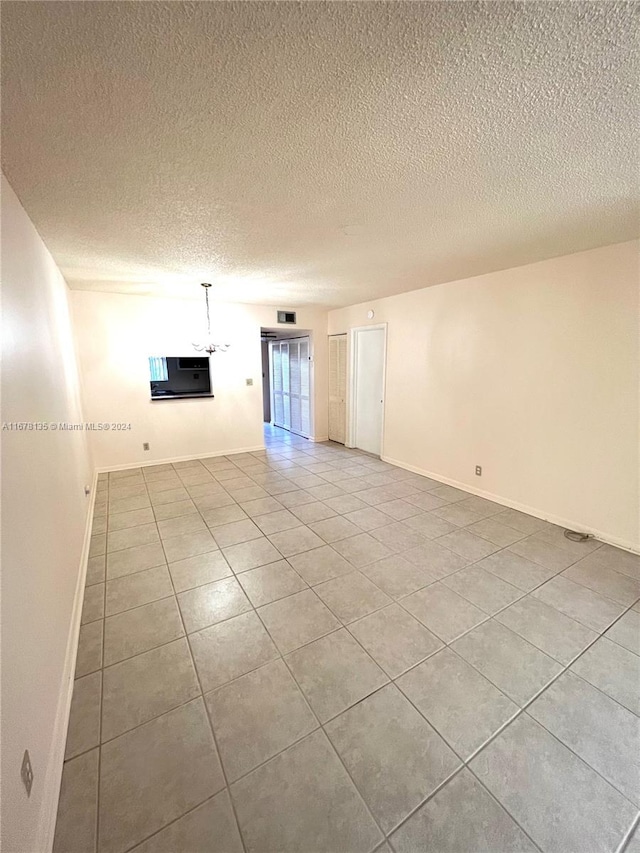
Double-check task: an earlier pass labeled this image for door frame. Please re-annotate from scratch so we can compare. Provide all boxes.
[347,324,388,454]
[268,334,314,439]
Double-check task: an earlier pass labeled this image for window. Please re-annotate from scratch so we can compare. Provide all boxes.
[148,356,168,382]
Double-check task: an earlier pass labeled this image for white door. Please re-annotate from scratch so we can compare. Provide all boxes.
[353,327,385,455]
[269,338,311,438]
[328,335,347,444]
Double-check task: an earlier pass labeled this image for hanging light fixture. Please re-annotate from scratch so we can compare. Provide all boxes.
[192,282,230,354]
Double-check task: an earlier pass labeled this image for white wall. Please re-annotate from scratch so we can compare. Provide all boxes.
[1,176,93,852]
[71,291,329,470]
[329,241,640,550]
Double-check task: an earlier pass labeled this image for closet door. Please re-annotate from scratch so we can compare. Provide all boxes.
[328,334,347,443]
[299,337,311,437]
[270,342,285,426]
[269,338,311,438]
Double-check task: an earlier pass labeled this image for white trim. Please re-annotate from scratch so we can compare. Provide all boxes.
[383,454,640,555]
[37,469,98,852]
[95,445,266,473]
[309,435,329,443]
[347,324,388,454]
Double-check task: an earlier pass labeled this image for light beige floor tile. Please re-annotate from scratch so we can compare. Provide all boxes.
[431,503,484,527]
[360,554,435,598]
[168,551,232,593]
[101,638,200,741]
[476,550,554,591]
[349,604,442,678]
[75,620,104,678]
[257,589,340,653]
[401,540,468,579]
[107,523,159,554]
[99,699,224,853]
[82,584,105,624]
[435,529,501,561]
[402,582,487,643]
[130,792,243,853]
[495,595,597,664]
[205,659,317,782]
[290,501,338,524]
[237,560,307,607]
[201,504,247,528]
[391,769,536,853]
[470,714,636,853]
[268,526,325,557]
[105,566,173,616]
[509,537,578,572]
[211,519,263,548]
[86,555,106,586]
[230,730,382,853]
[106,543,166,580]
[285,628,388,723]
[529,671,640,805]
[89,534,106,558]
[222,537,282,573]
[178,577,251,633]
[161,530,218,563]
[239,496,285,517]
[109,495,151,515]
[563,560,640,605]
[443,565,522,614]
[314,571,392,624]
[65,672,102,759]
[104,597,184,665]
[149,487,190,507]
[287,545,354,585]
[53,749,99,853]
[532,575,624,632]
[494,509,549,534]
[376,498,423,520]
[326,684,460,833]
[466,517,527,547]
[331,532,393,567]
[605,609,640,654]
[343,506,392,532]
[157,514,207,540]
[189,611,278,692]
[397,647,518,759]
[571,637,640,715]
[452,620,562,706]
[403,512,457,539]
[370,522,428,553]
[109,508,155,531]
[152,499,199,521]
[253,509,302,535]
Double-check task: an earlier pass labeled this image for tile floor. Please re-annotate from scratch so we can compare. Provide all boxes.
[55,425,640,853]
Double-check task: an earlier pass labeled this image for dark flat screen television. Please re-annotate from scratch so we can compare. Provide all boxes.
[149,356,213,400]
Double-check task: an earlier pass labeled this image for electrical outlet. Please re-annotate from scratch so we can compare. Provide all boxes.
[143,442,150,451]
[21,750,33,796]
[475,465,482,476]
[246,378,253,386]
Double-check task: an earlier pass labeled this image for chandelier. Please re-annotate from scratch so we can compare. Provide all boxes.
[192,282,230,355]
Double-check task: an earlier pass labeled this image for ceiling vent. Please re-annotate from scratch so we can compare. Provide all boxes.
[277,310,296,325]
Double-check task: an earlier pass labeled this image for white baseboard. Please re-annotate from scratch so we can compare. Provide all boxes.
[382,455,640,556]
[37,470,98,853]
[96,444,266,473]
[310,435,329,443]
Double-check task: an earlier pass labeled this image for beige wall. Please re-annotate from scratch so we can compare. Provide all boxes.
[1,176,93,852]
[329,241,640,550]
[71,291,329,470]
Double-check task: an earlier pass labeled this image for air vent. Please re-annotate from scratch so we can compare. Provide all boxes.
[277,311,296,325]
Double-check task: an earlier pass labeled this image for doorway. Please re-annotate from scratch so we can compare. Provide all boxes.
[349,325,386,456]
[261,328,312,439]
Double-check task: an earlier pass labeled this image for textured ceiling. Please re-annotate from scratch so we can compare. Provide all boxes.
[2,1,638,308]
